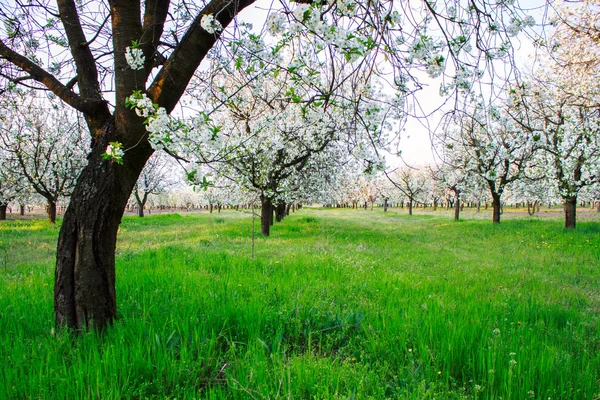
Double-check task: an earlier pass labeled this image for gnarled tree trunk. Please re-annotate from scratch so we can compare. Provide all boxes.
[54,123,152,331]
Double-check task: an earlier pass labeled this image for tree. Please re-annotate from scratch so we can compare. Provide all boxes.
[0,0,536,330]
[132,152,178,217]
[441,98,538,223]
[387,167,427,215]
[0,149,24,220]
[0,96,88,223]
[508,1,600,229]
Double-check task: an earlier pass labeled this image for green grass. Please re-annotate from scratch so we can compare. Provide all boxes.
[1,208,599,399]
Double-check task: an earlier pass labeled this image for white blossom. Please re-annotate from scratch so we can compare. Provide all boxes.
[200,14,223,34]
[125,46,145,70]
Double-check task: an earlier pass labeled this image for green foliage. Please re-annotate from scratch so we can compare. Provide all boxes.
[1,210,599,398]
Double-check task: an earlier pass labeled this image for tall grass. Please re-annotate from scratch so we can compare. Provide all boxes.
[1,208,599,399]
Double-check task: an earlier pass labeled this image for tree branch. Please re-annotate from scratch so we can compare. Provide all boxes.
[148,0,256,113]
[0,39,104,115]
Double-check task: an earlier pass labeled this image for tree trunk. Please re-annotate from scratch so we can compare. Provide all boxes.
[491,193,501,224]
[20,204,25,216]
[54,124,153,331]
[408,200,413,215]
[47,200,57,223]
[454,192,460,221]
[383,198,388,212]
[564,196,577,229]
[260,197,273,236]
[275,203,286,222]
[285,203,291,216]
[0,203,6,220]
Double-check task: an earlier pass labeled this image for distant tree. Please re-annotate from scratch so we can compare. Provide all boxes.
[387,167,427,215]
[0,97,88,223]
[442,98,538,223]
[132,152,178,217]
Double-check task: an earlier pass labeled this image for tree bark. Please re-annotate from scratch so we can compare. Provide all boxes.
[383,198,388,212]
[408,200,413,215]
[54,122,153,331]
[491,193,501,224]
[19,204,25,216]
[564,196,577,229]
[260,197,273,236]
[0,203,6,220]
[454,192,460,221]
[47,201,57,223]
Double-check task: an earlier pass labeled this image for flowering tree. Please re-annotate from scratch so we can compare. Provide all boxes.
[0,96,88,223]
[441,97,538,223]
[386,167,428,215]
[504,0,600,228]
[132,152,179,217]
[431,161,470,220]
[0,0,536,330]
[0,149,24,220]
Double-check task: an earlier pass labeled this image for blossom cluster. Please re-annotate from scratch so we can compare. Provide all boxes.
[200,14,223,34]
[125,46,145,70]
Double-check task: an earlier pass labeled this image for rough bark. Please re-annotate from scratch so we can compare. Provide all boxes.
[0,204,6,220]
[19,205,24,216]
[54,121,153,331]
[564,196,577,229]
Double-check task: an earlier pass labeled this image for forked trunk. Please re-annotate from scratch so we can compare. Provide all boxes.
[0,203,6,220]
[54,123,152,331]
[564,196,577,229]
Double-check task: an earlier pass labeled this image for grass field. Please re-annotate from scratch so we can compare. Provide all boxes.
[1,208,599,399]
